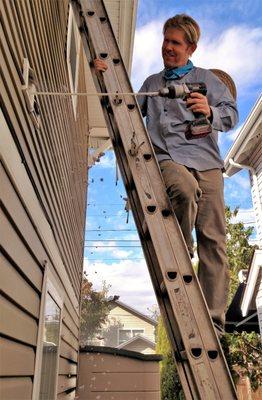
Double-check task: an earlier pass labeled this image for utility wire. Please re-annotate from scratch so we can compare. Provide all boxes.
[86,258,144,261]
[87,214,127,217]
[84,244,141,249]
[88,203,124,206]
[85,229,137,232]
[85,240,140,242]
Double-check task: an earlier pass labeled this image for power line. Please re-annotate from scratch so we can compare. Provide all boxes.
[85,258,145,261]
[87,203,125,206]
[87,214,128,217]
[85,229,137,232]
[85,239,140,242]
[84,245,142,248]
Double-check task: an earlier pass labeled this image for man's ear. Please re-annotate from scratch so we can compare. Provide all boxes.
[190,43,197,56]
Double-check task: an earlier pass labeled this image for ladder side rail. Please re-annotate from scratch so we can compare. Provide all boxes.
[74,1,238,398]
[79,1,236,398]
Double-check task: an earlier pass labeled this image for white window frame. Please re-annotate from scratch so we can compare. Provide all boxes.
[32,265,64,400]
[66,4,81,119]
[118,328,145,345]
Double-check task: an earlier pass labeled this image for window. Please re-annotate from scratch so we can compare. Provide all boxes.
[33,272,63,400]
[66,4,81,118]
[132,329,145,336]
[39,293,61,400]
[118,329,144,345]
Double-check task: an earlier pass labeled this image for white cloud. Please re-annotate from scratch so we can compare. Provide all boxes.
[231,173,251,190]
[111,248,134,259]
[193,26,262,91]
[88,241,138,257]
[227,123,244,142]
[95,151,115,169]
[90,240,117,254]
[231,208,255,225]
[132,21,163,89]
[132,21,262,95]
[122,232,140,241]
[84,258,156,313]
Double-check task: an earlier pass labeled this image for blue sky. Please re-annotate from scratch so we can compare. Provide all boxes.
[84,0,262,313]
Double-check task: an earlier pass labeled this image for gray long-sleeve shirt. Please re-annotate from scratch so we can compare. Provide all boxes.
[138,67,238,171]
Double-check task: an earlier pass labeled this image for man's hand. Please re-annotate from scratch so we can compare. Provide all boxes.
[94,59,108,74]
[186,92,211,118]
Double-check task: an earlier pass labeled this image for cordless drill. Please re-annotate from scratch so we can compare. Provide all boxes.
[158,82,212,140]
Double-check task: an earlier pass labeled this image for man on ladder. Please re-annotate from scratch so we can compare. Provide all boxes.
[95,13,238,338]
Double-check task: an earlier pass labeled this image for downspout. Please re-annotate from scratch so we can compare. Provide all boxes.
[228,158,262,239]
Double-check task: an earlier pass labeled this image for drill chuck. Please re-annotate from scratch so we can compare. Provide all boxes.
[158,84,190,99]
[158,82,207,99]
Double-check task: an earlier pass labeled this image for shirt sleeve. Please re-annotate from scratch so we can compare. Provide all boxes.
[206,71,239,132]
[137,78,149,117]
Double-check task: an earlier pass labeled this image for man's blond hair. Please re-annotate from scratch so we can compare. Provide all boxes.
[163,14,200,45]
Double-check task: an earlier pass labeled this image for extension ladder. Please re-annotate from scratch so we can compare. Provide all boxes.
[71,1,238,398]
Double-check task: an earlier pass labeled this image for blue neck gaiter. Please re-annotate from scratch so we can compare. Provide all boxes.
[164,60,194,80]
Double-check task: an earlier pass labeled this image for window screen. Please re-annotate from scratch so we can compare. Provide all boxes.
[119,329,132,344]
[132,329,144,336]
[39,292,61,400]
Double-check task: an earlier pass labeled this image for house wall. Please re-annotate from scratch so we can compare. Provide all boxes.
[249,140,262,244]
[99,305,156,348]
[121,339,155,354]
[1,0,88,398]
[255,273,262,337]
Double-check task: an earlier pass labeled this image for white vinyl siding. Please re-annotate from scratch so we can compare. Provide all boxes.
[256,276,262,338]
[93,305,156,352]
[249,140,262,244]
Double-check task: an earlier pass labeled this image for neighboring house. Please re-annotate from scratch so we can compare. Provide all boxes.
[224,94,262,244]
[224,95,262,338]
[90,299,157,354]
[0,1,137,399]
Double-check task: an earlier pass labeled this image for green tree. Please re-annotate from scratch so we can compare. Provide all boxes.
[225,206,256,303]
[79,277,111,346]
[221,331,262,390]
[156,318,183,400]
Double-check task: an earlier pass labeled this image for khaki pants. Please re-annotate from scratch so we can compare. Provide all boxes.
[160,159,229,327]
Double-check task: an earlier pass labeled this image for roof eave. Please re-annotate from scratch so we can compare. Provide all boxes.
[117,334,156,349]
[111,300,158,326]
[241,249,262,317]
[224,94,262,176]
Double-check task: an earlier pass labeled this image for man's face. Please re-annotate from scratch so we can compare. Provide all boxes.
[162,27,196,69]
